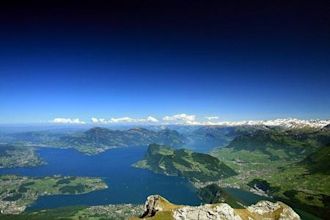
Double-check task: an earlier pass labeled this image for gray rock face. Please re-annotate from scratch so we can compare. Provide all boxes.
[140,195,163,218]
[248,201,300,220]
[141,195,301,220]
[173,203,242,220]
[247,200,281,215]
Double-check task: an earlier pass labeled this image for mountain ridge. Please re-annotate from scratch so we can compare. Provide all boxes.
[134,144,237,182]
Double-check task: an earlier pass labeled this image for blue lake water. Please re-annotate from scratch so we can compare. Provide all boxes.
[0,146,201,210]
[0,146,318,219]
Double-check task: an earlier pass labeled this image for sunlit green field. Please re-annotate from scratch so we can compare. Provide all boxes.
[212,148,330,216]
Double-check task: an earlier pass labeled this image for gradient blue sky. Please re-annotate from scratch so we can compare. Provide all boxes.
[0,0,329,124]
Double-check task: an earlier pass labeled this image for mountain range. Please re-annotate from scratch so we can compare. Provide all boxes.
[202,118,330,128]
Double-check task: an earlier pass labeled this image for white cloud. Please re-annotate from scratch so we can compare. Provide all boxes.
[110,117,135,123]
[146,116,159,123]
[51,118,86,124]
[91,117,108,124]
[163,114,196,121]
[91,116,159,124]
[205,116,219,120]
[91,117,99,123]
[162,114,198,125]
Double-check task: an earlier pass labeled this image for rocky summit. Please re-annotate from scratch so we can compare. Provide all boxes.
[137,195,300,220]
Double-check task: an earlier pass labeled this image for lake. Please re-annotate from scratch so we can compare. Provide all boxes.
[0,146,318,219]
[0,146,201,210]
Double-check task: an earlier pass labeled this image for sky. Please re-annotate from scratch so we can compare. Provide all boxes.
[0,0,329,124]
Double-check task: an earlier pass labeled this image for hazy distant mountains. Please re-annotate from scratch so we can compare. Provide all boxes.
[0,127,186,154]
[0,119,329,155]
[208,118,330,128]
[227,125,330,154]
[184,126,237,152]
[59,127,185,154]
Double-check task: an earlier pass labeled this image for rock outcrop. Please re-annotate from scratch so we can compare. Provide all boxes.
[141,195,163,217]
[138,195,301,220]
[247,201,300,220]
[173,203,241,220]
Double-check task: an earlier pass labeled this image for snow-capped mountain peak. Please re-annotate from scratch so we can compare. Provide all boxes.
[209,118,330,128]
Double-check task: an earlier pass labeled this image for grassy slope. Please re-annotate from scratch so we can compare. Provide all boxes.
[211,127,330,218]
[300,145,330,174]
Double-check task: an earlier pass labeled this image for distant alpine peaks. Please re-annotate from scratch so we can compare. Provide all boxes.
[214,118,330,128]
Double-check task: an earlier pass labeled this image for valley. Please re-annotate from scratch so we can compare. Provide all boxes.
[210,127,330,218]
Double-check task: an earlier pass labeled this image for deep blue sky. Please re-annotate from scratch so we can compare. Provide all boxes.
[0,0,329,123]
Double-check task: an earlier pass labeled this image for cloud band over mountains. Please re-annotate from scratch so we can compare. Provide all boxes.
[50,115,330,128]
[51,114,204,125]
